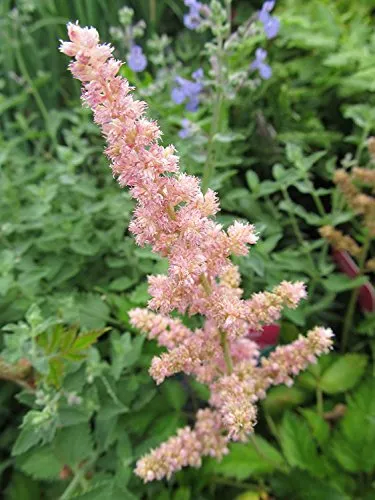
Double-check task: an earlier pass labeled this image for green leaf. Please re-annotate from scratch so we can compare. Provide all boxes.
[12,422,43,456]
[5,472,41,500]
[161,380,188,411]
[279,413,324,477]
[109,276,135,291]
[79,294,110,329]
[320,354,368,394]
[71,328,109,352]
[53,423,93,467]
[213,132,245,143]
[322,274,368,293]
[16,446,62,480]
[300,409,330,447]
[212,436,284,480]
[263,386,308,415]
[246,171,260,192]
[357,313,375,336]
[331,378,375,473]
[270,470,350,500]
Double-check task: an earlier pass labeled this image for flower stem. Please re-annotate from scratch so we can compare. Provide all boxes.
[282,187,316,278]
[220,330,233,374]
[341,234,371,353]
[60,468,88,500]
[316,385,323,417]
[202,92,224,193]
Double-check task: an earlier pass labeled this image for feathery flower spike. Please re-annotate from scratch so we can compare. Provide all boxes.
[60,23,334,482]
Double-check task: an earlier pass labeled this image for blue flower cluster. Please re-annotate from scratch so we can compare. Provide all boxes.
[183,0,203,30]
[250,1,280,80]
[179,118,194,139]
[250,48,272,80]
[127,44,147,73]
[171,68,204,112]
[259,0,280,39]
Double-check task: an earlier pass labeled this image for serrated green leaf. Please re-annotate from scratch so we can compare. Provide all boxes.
[17,446,62,480]
[71,328,109,352]
[331,378,375,473]
[279,413,324,477]
[300,409,330,447]
[320,354,367,394]
[12,426,43,457]
[161,380,188,411]
[212,436,284,480]
[270,470,350,500]
[53,423,93,468]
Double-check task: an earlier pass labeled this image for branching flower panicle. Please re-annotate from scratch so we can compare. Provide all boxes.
[60,23,334,482]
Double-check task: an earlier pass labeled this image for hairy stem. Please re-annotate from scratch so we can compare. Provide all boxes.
[220,330,233,374]
[199,274,234,374]
[202,3,232,193]
[341,234,371,353]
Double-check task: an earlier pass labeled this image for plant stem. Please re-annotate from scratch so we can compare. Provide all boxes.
[264,409,281,444]
[202,2,231,193]
[316,385,323,417]
[341,234,371,353]
[201,92,224,193]
[149,0,156,29]
[220,330,233,374]
[312,192,326,217]
[13,24,52,143]
[60,468,88,500]
[282,188,316,277]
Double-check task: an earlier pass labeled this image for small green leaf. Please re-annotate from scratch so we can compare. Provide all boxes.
[213,132,245,143]
[300,409,330,447]
[162,380,188,411]
[320,354,368,394]
[109,276,135,291]
[263,386,308,415]
[12,426,42,456]
[322,274,368,293]
[71,328,109,352]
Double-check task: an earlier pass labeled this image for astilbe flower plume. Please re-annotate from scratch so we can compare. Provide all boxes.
[60,23,334,482]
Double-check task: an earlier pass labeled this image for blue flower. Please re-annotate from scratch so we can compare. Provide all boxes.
[179,118,194,139]
[127,45,147,72]
[259,0,280,39]
[183,0,203,30]
[171,69,204,112]
[251,48,272,80]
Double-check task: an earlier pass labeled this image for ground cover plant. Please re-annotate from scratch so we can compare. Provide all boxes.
[0,1,374,499]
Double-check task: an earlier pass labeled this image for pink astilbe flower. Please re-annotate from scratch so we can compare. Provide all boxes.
[60,23,334,483]
[129,309,192,349]
[134,409,228,482]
